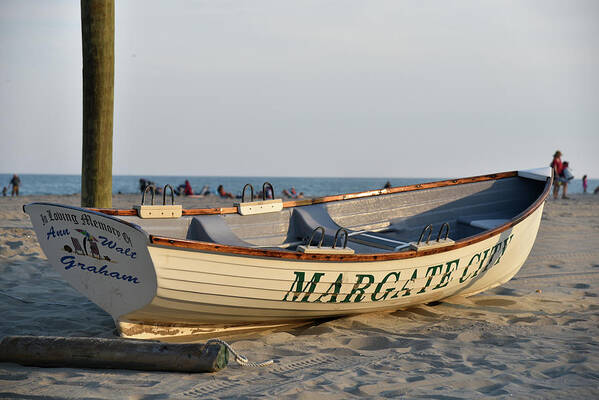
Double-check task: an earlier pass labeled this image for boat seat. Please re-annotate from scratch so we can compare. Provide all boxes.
[291,205,409,251]
[186,215,255,247]
[457,218,510,231]
[291,205,342,242]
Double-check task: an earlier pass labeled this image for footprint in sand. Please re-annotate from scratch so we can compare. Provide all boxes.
[573,283,590,289]
[508,316,539,324]
[443,351,463,360]
[478,383,509,396]
[113,379,161,388]
[347,336,395,351]
[474,299,516,307]
[5,241,23,250]
[542,366,571,379]
[0,372,28,381]
[493,287,519,296]
[566,353,586,364]
[468,311,485,317]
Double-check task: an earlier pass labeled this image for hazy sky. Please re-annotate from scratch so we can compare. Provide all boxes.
[1,0,598,178]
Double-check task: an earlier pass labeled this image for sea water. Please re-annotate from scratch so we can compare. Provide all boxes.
[0,174,596,197]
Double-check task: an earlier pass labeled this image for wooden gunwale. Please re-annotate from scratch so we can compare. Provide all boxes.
[147,171,552,262]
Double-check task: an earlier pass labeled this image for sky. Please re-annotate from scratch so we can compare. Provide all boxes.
[1,0,598,178]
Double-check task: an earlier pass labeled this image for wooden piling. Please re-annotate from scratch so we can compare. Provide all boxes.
[0,336,229,373]
[81,0,115,208]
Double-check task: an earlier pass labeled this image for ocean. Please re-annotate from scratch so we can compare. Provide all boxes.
[0,173,596,197]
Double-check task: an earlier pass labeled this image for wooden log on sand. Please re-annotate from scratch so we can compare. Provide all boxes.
[0,336,228,373]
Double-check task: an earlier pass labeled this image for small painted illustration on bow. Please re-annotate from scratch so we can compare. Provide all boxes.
[71,229,104,260]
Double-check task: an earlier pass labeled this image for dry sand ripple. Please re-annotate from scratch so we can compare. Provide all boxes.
[0,194,597,399]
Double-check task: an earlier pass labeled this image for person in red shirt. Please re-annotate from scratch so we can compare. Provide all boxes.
[183,180,194,196]
[550,150,568,199]
[217,185,234,199]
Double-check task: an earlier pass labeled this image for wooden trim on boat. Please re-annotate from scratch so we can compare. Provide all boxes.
[91,171,519,217]
[88,208,138,216]
[182,207,239,216]
[148,172,552,262]
[87,207,239,217]
[280,171,519,208]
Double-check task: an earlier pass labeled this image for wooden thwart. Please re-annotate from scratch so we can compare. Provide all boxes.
[296,245,355,254]
[235,199,283,216]
[0,335,228,373]
[409,238,455,251]
[133,204,182,219]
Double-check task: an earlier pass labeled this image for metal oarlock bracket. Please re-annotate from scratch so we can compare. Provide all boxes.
[297,226,355,255]
[410,223,454,251]
[235,182,283,216]
[417,224,433,245]
[163,184,175,205]
[333,228,349,249]
[262,182,274,200]
[437,222,450,242]
[307,226,325,248]
[134,184,182,219]
[141,185,156,205]
[241,184,255,203]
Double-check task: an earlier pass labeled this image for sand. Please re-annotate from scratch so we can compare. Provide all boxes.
[0,193,598,399]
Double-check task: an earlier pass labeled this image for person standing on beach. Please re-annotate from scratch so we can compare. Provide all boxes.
[9,174,20,196]
[582,175,588,193]
[183,180,194,196]
[550,151,566,199]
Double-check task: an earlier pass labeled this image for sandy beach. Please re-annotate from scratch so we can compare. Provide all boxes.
[0,193,597,399]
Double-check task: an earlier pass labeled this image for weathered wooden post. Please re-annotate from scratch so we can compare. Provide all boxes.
[81,0,114,208]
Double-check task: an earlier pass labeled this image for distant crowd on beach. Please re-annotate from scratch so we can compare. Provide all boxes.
[3,170,598,198]
[138,179,211,197]
[138,178,305,200]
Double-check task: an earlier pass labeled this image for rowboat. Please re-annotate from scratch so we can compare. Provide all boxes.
[24,168,551,340]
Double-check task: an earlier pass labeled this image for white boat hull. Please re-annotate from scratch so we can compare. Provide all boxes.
[118,205,543,339]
